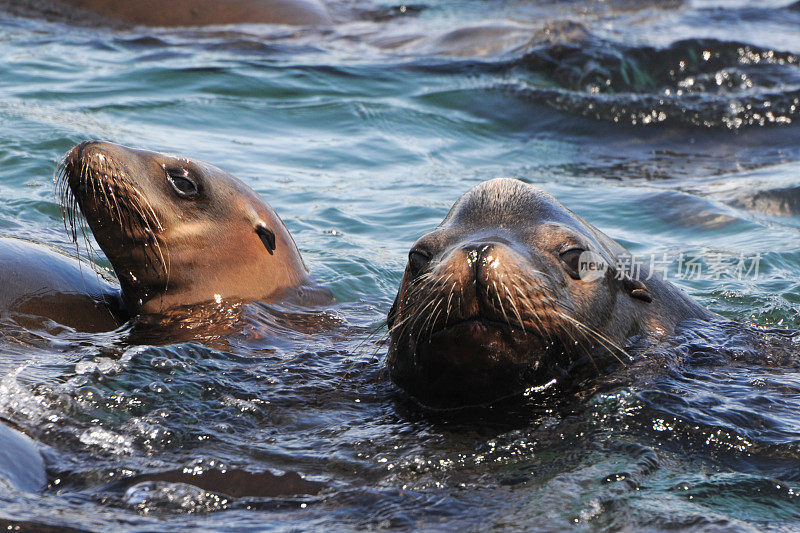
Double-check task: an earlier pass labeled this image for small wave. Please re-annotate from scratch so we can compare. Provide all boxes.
[512,38,800,129]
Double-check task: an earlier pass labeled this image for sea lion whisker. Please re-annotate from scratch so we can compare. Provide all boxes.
[405,297,440,342]
[96,166,114,219]
[513,284,548,339]
[551,311,630,366]
[60,182,116,317]
[416,300,438,346]
[144,210,169,281]
[400,297,436,339]
[560,320,603,373]
[509,268,604,370]
[541,301,599,370]
[122,182,170,285]
[387,308,416,332]
[54,162,72,239]
[386,302,425,342]
[109,179,125,230]
[342,330,388,383]
[349,319,391,358]
[388,309,429,344]
[502,280,526,335]
[400,274,445,309]
[424,297,446,345]
[547,295,628,361]
[491,280,512,329]
[427,304,446,345]
[445,280,456,328]
[129,182,164,232]
[387,303,425,334]
[96,163,123,225]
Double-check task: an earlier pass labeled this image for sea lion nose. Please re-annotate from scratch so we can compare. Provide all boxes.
[65,140,94,166]
[75,140,95,159]
[462,242,502,278]
[64,141,116,189]
[455,241,521,322]
[76,140,116,162]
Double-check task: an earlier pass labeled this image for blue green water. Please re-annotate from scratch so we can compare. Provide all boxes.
[1,0,800,530]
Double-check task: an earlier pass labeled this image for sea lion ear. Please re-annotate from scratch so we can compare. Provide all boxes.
[255,223,276,255]
[623,276,653,303]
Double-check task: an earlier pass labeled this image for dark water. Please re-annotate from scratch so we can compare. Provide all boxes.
[1,0,800,530]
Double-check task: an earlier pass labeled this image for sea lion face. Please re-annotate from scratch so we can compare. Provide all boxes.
[387,178,658,407]
[59,141,308,315]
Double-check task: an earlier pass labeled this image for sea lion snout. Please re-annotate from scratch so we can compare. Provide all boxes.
[67,140,123,166]
[68,139,93,162]
[428,239,548,330]
[62,141,142,199]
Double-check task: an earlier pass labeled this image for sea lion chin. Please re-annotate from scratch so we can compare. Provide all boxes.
[57,140,311,317]
[386,178,712,408]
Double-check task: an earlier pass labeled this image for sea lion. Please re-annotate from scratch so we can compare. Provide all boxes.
[0,141,313,332]
[386,178,713,407]
[35,0,332,27]
[58,140,312,316]
[0,236,122,332]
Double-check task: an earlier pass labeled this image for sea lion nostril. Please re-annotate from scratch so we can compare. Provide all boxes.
[462,242,500,276]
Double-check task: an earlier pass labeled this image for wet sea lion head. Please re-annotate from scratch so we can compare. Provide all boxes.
[58,141,309,315]
[387,178,708,407]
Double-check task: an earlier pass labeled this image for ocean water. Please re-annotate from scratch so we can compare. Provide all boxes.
[1,0,800,530]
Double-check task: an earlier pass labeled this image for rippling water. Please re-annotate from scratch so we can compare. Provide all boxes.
[1,0,800,530]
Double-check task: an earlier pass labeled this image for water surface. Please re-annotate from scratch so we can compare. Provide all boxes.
[1,0,800,530]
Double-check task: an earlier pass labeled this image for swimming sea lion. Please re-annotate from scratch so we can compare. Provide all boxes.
[0,141,313,332]
[41,0,332,27]
[386,178,713,407]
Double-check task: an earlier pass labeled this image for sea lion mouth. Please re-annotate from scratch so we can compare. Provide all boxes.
[387,315,552,406]
[428,317,529,339]
[421,316,544,367]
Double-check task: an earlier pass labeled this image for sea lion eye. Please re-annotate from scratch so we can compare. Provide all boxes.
[408,248,431,272]
[165,167,199,198]
[560,248,584,279]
